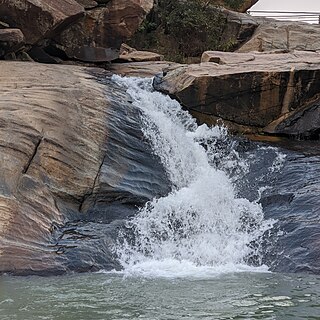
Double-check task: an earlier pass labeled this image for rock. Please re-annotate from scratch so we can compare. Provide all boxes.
[264,101,320,139]
[108,61,181,77]
[55,0,154,62]
[119,50,164,62]
[153,50,320,137]
[74,0,98,9]
[0,28,25,57]
[219,8,258,48]
[0,61,169,275]
[238,19,320,53]
[0,0,84,45]
[213,0,258,12]
[201,51,255,64]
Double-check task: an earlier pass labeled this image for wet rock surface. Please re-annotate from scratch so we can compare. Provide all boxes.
[0,61,169,275]
[223,138,320,274]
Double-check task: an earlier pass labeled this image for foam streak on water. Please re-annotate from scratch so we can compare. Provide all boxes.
[112,76,273,278]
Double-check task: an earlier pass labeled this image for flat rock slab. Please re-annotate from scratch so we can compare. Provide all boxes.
[108,61,181,77]
[154,50,320,137]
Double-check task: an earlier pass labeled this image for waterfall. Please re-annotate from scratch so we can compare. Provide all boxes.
[112,76,274,278]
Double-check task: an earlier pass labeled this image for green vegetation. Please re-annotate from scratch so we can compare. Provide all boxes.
[128,0,249,62]
[128,0,225,62]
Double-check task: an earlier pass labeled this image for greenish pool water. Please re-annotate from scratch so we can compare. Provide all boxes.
[1,272,320,320]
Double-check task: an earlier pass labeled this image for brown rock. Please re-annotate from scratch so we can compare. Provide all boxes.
[119,50,164,62]
[0,61,108,274]
[0,61,170,274]
[0,0,84,44]
[56,0,154,62]
[153,51,320,135]
[108,61,181,77]
[0,28,25,56]
[238,19,320,53]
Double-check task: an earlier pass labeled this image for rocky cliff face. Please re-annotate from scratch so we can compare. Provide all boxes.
[0,0,154,62]
[0,61,169,275]
[153,50,320,139]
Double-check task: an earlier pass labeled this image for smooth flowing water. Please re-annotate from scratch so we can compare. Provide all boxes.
[1,76,320,319]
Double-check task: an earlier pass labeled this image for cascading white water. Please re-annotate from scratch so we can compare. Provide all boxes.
[112,76,274,278]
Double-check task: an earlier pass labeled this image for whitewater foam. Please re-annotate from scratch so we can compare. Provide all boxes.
[112,75,275,278]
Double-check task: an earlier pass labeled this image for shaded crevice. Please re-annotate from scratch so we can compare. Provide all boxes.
[79,154,106,213]
[22,137,43,174]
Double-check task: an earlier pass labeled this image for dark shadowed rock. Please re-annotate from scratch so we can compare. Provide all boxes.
[0,28,25,57]
[0,61,169,275]
[0,0,84,44]
[74,0,98,9]
[154,50,320,138]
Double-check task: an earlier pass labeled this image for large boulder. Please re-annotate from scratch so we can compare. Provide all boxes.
[55,0,154,62]
[0,28,25,58]
[154,50,320,138]
[0,61,169,275]
[0,0,84,44]
[238,19,320,53]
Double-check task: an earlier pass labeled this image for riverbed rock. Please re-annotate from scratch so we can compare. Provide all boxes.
[0,61,169,275]
[0,0,84,44]
[154,50,320,138]
[238,19,320,53]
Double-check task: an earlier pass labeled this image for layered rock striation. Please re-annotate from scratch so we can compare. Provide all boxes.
[154,50,320,139]
[0,61,169,275]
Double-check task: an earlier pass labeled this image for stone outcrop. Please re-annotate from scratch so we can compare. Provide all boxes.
[55,0,154,62]
[0,0,84,44]
[118,46,164,63]
[153,50,320,138]
[108,61,181,77]
[0,61,169,275]
[0,0,154,62]
[0,28,25,58]
[238,19,320,53]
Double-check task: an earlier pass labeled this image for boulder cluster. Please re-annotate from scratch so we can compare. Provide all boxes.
[0,0,153,62]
